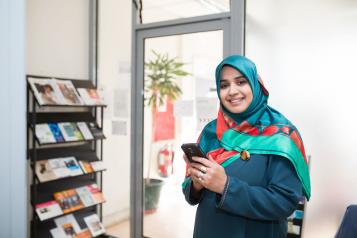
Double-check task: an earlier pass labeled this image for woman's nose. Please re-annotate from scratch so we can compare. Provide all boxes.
[228,84,240,95]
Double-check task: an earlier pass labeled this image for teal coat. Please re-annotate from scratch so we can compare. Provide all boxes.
[183,153,302,238]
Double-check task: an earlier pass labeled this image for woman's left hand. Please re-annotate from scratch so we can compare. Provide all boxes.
[190,155,227,194]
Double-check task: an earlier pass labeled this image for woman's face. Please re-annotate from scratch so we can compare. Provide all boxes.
[219,66,253,114]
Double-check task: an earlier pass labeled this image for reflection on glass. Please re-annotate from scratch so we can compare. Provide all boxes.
[139,0,230,24]
[143,31,223,238]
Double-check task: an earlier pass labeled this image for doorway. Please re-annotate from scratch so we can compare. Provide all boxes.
[131,3,245,237]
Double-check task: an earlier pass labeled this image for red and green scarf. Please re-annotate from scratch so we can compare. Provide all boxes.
[182,55,311,200]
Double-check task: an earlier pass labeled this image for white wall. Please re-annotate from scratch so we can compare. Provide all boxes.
[26,0,133,229]
[0,0,27,237]
[27,0,90,78]
[246,1,357,237]
[98,0,132,226]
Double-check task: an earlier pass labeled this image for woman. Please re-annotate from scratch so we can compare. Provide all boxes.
[182,55,311,238]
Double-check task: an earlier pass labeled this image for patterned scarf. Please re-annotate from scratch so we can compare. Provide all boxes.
[182,55,311,200]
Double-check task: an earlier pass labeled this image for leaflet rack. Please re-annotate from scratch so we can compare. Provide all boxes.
[27,75,114,238]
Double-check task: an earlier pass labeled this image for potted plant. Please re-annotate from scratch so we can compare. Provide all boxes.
[144,51,190,213]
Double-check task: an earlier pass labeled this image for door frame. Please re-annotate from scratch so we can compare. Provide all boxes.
[130,2,245,237]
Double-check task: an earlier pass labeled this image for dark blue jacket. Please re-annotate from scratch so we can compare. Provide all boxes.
[183,154,303,238]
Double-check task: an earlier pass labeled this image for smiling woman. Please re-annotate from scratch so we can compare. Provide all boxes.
[182,55,311,238]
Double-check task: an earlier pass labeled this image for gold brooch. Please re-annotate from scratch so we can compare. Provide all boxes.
[240,150,250,161]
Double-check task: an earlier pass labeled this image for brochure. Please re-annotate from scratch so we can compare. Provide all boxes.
[83,214,105,237]
[35,123,57,144]
[53,79,84,105]
[77,88,105,105]
[79,161,94,174]
[77,122,94,140]
[35,160,58,182]
[62,157,83,176]
[48,123,65,143]
[28,77,63,105]
[86,184,105,204]
[58,122,84,142]
[75,186,96,207]
[50,227,67,238]
[54,214,81,237]
[54,189,84,214]
[90,161,105,172]
[47,159,70,178]
[35,200,63,221]
[74,229,92,238]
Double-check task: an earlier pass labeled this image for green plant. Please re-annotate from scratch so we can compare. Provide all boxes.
[145,51,190,108]
[144,50,189,179]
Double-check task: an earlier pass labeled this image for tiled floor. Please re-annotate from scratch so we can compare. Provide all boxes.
[106,219,130,238]
[106,178,196,238]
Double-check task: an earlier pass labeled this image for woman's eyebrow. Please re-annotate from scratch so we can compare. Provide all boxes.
[221,76,246,82]
[234,76,246,80]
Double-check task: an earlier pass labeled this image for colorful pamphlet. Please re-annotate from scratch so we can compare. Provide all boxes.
[48,123,65,142]
[54,189,84,214]
[35,123,57,144]
[58,122,84,142]
[77,88,105,105]
[77,122,94,140]
[83,214,105,237]
[35,200,63,221]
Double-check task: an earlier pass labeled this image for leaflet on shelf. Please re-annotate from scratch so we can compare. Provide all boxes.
[28,77,63,105]
[77,88,105,106]
[73,229,92,238]
[54,214,82,237]
[83,214,106,237]
[35,123,57,144]
[48,123,65,142]
[49,227,67,238]
[86,184,105,204]
[54,189,85,214]
[35,200,63,221]
[52,79,84,105]
[89,161,105,172]
[58,122,84,142]
[36,160,59,182]
[75,186,96,207]
[79,161,94,174]
[76,122,94,140]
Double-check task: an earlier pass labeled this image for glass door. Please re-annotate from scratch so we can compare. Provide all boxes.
[142,31,223,238]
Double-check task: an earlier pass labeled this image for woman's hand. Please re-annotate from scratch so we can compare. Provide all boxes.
[190,155,227,194]
[183,154,204,191]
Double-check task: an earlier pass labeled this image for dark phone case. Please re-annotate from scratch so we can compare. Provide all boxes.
[181,143,206,163]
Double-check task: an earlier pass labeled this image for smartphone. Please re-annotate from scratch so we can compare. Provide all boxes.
[181,143,207,163]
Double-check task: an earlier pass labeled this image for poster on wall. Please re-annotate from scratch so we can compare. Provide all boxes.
[196,98,219,132]
[153,100,175,141]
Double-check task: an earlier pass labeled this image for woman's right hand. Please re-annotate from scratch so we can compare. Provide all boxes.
[183,154,204,191]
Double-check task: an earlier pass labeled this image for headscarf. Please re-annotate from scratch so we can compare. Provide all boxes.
[182,55,311,200]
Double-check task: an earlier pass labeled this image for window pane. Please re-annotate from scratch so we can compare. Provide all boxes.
[139,0,230,24]
[143,30,223,238]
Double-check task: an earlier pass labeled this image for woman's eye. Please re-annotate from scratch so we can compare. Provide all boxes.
[220,83,229,89]
[236,79,247,85]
